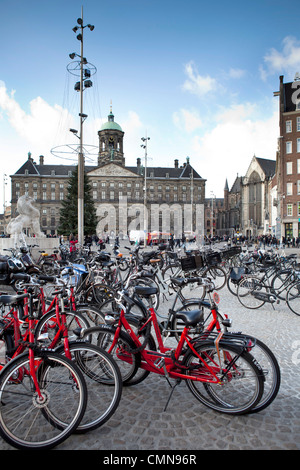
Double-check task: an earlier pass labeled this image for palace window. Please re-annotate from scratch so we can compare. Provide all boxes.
[286,182,293,195]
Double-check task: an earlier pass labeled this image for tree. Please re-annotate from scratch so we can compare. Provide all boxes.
[58,166,97,236]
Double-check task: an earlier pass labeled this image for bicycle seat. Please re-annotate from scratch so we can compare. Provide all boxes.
[175,309,204,327]
[134,286,158,297]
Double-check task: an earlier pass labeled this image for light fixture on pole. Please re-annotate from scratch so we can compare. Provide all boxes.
[69,7,94,246]
[141,135,150,246]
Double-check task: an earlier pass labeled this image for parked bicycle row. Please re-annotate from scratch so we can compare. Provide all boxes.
[0,239,283,450]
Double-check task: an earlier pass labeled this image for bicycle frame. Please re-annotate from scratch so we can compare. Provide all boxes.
[105,293,236,385]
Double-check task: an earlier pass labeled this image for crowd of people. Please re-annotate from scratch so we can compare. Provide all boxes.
[58,230,300,254]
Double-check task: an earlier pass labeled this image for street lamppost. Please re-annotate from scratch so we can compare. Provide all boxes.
[210,191,215,238]
[141,135,150,246]
[69,8,94,245]
[190,169,194,233]
[3,174,7,235]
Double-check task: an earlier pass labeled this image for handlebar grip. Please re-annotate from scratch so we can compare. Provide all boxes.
[38,275,57,283]
[10,273,31,282]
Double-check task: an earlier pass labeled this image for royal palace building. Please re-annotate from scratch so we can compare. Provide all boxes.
[10,108,206,239]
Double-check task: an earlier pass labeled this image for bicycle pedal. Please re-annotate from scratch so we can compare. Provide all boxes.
[154,357,165,368]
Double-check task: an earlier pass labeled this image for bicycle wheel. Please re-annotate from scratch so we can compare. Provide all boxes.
[204,266,227,290]
[0,351,87,450]
[286,281,300,316]
[245,337,281,413]
[34,309,90,347]
[96,296,146,320]
[55,342,122,432]
[85,283,116,304]
[76,304,106,326]
[183,341,264,415]
[81,325,140,384]
[270,270,291,301]
[237,275,267,309]
[162,263,182,281]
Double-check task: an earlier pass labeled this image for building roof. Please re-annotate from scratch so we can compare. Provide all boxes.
[100,110,123,132]
[256,157,276,177]
[12,157,204,180]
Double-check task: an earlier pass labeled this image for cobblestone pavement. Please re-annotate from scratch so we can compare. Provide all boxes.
[0,244,299,451]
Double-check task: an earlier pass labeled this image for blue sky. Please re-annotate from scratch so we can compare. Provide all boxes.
[1,0,300,210]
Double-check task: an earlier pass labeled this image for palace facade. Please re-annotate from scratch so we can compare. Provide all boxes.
[9,108,206,239]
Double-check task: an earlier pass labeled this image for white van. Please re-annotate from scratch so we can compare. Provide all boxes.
[129,230,145,245]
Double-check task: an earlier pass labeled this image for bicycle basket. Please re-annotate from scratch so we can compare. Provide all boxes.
[221,246,241,259]
[229,267,246,282]
[180,254,203,271]
[205,252,222,266]
[180,256,196,271]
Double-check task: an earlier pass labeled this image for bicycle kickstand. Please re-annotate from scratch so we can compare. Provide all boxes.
[164,378,181,412]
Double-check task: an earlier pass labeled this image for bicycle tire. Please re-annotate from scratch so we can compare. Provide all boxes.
[55,341,122,432]
[285,281,300,316]
[75,304,106,326]
[115,315,156,386]
[204,266,227,290]
[237,275,267,309]
[162,263,182,281]
[226,276,240,296]
[81,325,141,384]
[96,296,146,320]
[205,321,281,414]
[85,283,116,305]
[245,336,281,413]
[0,351,87,450]
[183,341,264,415]
[270,269,292,301]
[34,309,90,347]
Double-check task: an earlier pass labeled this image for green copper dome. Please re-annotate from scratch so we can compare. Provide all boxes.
[100,110,123,132]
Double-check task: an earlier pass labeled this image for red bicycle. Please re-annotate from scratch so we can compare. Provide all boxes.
[0,289,88,450]
[0,274,122,441]
[81,281,265,415]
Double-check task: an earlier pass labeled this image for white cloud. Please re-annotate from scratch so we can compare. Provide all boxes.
[0,82,77,158]
[120,110,144,165]
[172,108,203,133]
[260,36,300,80]
[227,68,246,79]
[182,61,217,97]
[190,102,279,198]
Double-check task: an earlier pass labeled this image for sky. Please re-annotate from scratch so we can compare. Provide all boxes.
[2,0,300,211]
